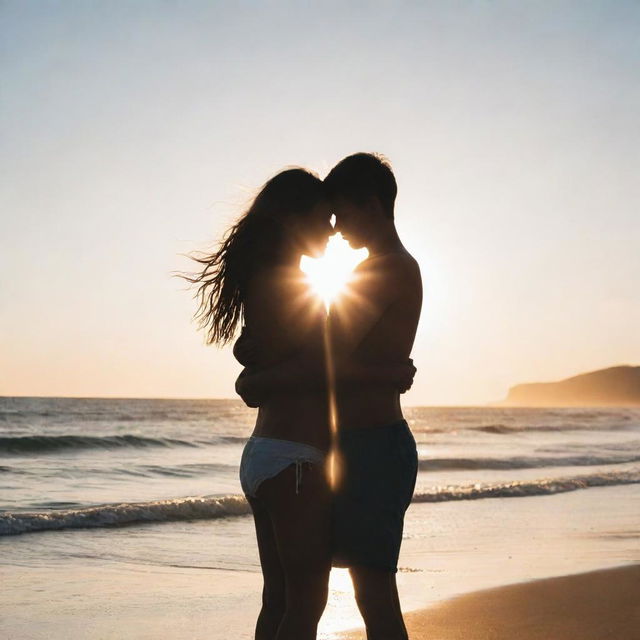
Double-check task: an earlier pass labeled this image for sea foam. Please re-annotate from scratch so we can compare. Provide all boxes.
[0,495,251,536]
[2,469,638,537]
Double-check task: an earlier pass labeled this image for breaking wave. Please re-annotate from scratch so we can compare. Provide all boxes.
[2,469,638,536]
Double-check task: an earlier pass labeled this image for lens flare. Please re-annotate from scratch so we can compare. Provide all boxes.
[301,233,368,309]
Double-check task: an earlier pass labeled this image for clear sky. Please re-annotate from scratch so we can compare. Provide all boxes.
[1,0,638,405]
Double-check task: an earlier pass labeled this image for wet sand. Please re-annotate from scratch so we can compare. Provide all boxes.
[340,564,640,640]
[2,487,639,639]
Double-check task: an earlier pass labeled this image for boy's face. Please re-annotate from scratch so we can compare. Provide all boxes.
[331,197,372,249]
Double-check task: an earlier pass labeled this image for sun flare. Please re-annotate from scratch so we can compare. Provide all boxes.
[300,233,368,308]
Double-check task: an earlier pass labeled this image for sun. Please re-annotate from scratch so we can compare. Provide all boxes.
[300,233,368,308]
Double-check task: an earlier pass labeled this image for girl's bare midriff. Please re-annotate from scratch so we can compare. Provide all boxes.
[253,391,331,451]
[245,267,331,451]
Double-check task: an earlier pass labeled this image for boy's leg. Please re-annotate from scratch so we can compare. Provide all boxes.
[333,422,417,639]
[350,566,408,640]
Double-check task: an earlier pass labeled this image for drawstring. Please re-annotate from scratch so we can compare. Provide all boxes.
[295,460,303,495]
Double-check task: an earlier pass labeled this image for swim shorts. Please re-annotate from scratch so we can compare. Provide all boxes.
[331,419,418,573]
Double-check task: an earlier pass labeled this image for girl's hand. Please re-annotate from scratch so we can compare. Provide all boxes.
[393,358,416,393]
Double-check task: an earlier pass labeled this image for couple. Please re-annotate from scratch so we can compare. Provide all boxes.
[191,153,422,639]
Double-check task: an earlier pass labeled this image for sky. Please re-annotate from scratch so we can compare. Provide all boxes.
[1,0,639,405]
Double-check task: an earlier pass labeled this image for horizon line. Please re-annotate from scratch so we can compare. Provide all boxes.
[4,394,640,409]
[0,393,494,408]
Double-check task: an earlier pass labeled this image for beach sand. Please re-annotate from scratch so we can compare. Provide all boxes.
[2,485,639,639]
[340,564,640,640]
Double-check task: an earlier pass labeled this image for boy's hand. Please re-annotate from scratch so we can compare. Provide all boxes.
[235,369,265,408]
[233,327,260,367]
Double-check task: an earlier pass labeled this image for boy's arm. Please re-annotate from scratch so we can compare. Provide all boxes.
[234,349,416,407]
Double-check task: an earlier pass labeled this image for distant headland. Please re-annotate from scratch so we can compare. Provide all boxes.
[497,365,640,407]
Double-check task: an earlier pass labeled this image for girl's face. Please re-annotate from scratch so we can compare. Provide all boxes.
[294,201,334,258]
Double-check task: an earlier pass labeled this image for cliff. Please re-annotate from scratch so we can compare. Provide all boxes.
[499,365,640,407]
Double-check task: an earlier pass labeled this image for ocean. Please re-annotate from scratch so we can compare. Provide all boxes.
[1,397,639,638]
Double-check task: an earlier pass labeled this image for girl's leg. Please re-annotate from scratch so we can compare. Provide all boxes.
[256,463,332,640]
[247,495,286,640]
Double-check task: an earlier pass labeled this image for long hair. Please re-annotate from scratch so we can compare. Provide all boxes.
[181,168,325,346]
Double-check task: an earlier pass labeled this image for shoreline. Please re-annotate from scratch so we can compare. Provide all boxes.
[339,564,640,640]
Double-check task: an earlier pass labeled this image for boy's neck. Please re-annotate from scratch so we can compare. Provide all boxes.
[367,223,403,257]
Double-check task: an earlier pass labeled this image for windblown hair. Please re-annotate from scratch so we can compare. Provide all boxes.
[181,168,325,346]
[324,152,397,218]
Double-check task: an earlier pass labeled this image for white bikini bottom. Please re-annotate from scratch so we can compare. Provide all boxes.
[239,436,326,498]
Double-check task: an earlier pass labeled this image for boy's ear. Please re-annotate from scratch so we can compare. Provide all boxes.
[366,195,385,218]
